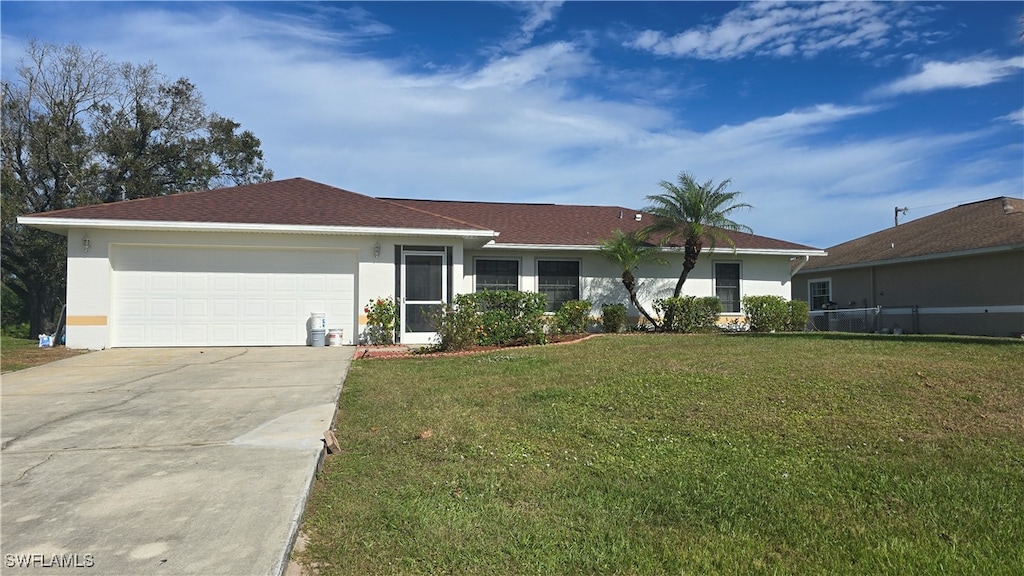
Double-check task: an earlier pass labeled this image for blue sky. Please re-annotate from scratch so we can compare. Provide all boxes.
[2,1,1021,248]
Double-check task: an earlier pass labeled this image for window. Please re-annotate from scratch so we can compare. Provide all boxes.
[475,259,519,292]
[808,279,831,310]
[538,260,580,312]
[715,262,741,313]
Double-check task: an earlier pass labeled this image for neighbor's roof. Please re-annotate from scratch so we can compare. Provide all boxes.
[20,177,821,252]
[387,198,819,252]
[800,196,1024,272]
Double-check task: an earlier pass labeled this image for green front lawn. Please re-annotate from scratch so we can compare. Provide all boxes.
[301,333,1024,575]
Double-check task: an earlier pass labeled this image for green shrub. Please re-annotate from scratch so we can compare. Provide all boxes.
[787,299,810,332]
[554,300,591,334]
[2,322,31,339]
[742,295,796,332]
[601,303,627,333]
[429,295,480,352]
[653,296,722,333]
[474,290,547,346]
[431,291,548,350]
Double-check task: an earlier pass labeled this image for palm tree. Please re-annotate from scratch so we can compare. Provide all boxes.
[597,229,668,328]
[644,172,752,298]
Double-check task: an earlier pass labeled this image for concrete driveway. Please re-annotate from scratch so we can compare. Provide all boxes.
[1,346,352,575]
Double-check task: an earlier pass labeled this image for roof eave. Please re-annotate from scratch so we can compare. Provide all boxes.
[485,242,826,257]
[16,216,497,239]
[797,243,1024,274]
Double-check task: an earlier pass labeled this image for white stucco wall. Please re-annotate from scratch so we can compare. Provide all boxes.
[463,249,795,320]
[65,227,796,349]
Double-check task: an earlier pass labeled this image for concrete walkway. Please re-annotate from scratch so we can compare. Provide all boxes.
[1,346,352,575]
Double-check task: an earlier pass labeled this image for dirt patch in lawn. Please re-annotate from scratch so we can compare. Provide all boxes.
[1,342,89,373]
[354,333,598,360]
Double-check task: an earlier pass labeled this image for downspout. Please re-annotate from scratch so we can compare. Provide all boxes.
[791,255,811,277]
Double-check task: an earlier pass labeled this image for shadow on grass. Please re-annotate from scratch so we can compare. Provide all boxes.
[727,331,1024,347]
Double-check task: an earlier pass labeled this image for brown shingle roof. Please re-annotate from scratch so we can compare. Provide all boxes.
[30,178,489,232]
[802,197,1024,271]
[25,178,820,251]
[387,198,819,251]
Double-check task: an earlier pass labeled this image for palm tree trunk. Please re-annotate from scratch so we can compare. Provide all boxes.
[630,291,660,329]
[622,271,659,329]
[673,242,702,298]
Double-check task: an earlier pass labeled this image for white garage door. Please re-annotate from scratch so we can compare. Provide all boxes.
[111,244,355,347]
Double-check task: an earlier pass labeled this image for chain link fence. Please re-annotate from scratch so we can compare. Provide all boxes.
[808,307,882,333]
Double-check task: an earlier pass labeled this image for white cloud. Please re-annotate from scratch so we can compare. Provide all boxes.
[515,1,563,47]
[458,41,591,89]
[998,107,1024,126]
[624,1,924,60]
[873,56,1024,96]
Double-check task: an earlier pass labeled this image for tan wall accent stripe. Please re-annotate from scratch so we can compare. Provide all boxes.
[66,315,108,326]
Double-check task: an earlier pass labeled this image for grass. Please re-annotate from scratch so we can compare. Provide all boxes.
[301,333,1024,575]
[1,334,88,372]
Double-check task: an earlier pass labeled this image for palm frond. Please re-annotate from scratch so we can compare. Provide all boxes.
[643,171,752,248]
[597,229,669,271]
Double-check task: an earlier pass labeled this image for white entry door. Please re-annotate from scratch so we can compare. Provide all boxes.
[401,251,445,345]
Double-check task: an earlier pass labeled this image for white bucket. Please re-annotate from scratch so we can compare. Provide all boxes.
[327,329,344,346]
[310,312,326,331]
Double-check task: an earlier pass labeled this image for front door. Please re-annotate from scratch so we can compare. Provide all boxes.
[401,251,446,344]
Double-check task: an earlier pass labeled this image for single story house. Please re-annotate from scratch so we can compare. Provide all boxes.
[792,196,1024,337]
[20,178,824,349]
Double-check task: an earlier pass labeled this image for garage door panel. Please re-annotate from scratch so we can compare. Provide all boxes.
[242,275,269,292]
[211,299,239,318]
[271,276,297,292]
[270,299,298,317]
[212,276,239,291]
[325,275,350,292]
[241,325,269,342]
[181,299,208,317]
[149,273,179,292]
[150,299,178,317]
[181,325,208,345]
[241,299,269,317]
[117,324,145,343]
[150,325,177,343]
[118,273,147,292]
[111,245,356,347]
[118,298,147,317]
[211,325,239,344]
[182,275,208,292]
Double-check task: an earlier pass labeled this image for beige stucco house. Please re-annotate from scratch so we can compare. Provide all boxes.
[792,197,1024,337]
[20,178,824,349]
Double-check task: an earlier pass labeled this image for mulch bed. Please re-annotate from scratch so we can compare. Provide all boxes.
[354,333,599,360]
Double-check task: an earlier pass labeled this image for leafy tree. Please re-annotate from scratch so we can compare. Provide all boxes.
[597,229,668,328]
[1,41,273,336]
[643,172,752,298]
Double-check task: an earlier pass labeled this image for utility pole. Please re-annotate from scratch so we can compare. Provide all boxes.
[894,206,909,227]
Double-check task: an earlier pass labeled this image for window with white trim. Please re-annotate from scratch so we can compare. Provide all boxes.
[715,262,741,313]
[808,279,831,310]
[537,260,580,312]
[475,259,519,292]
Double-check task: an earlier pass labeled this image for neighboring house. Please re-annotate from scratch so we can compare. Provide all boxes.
[792,197,1024,337]
[19,178,824,349]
